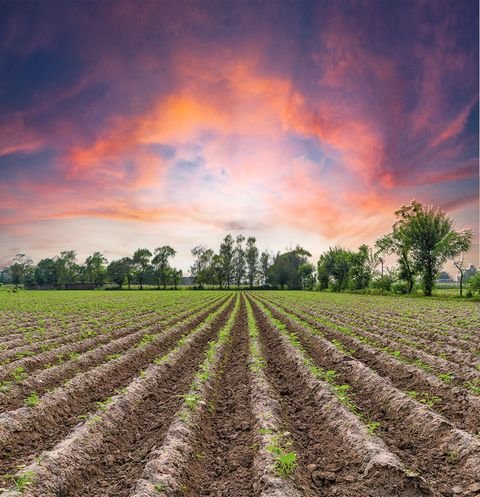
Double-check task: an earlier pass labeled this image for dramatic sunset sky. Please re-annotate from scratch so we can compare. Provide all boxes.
[0,0,478,271]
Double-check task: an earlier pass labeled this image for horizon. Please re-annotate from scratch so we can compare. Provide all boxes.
[0,0,478,274]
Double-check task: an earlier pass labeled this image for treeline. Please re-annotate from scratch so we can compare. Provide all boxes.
[0,201,478,296]
[0,247,183,291]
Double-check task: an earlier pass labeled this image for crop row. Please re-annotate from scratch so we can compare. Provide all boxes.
[1,291,479,496]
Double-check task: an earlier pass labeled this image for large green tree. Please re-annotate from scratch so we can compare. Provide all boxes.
[219,234,235,289]
[259,251,271,287]
[269,247,311,289]
[387,201,472,296]
[10,254,33,288]
[34,258,57,286]
[190,246,213,288]
[133,248,152,290]
[55,251,79,288]
[107,259,130,288]
[233,235,246,289]
[152,246,176,289]
[85,252,107,287]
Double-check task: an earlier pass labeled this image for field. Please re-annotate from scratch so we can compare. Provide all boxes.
[0,290,479,497]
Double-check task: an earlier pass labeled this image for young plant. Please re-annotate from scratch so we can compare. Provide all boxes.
[4,470,35,491]
[24,391,40,407]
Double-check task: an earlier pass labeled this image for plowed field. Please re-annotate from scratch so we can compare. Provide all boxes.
[0,290,479,497]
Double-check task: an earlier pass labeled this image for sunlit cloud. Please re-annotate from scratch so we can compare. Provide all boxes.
[0,0,477,268]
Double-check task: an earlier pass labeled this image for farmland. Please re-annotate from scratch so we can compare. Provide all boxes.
[0,290,479,497]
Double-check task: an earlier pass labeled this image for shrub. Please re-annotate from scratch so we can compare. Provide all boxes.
[468,273,480,295]
[391,281,409,294]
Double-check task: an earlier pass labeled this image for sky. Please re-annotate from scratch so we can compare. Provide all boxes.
[0,0,478,274]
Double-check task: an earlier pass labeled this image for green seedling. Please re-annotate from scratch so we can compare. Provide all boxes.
[4,470,35,491]
[438,372,454,383]
[137,334,155,347]
[24,392,40,407]
[12,367,28,382]
[367,421,381,435]
[275,452,297,477]
[106,353,121,361]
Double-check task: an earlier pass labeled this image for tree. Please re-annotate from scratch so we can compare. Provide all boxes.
[375,202,423,294]
[233,235,246,289]
[152,246,176,289]
[269,247,311,289]
[169,268,183,290]
[55,251,78,287]
[260,251,271,287]
[245,237,259,289]
[10,254,33,288]
[133,248,152,290]
[348,244,372,290]
[453,253,471,298]
[34,258,57,286]
[85,252,107,287]
[121,257,134,290]
[107,259,129,288]
[468,272,480,295]
[190,246,213,288]
[299,262,315,290]
[392,201,472,296]
[317,247,352,291]
[211,254,225,289]
[219,234,235,289]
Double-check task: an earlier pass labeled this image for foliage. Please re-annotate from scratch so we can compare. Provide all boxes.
[381,201,472,296]
[268,246,312,289]
[152,246,176,289]
[468,273,480,295]
[133,248,153,290]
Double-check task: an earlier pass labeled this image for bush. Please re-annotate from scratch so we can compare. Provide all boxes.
[370,275,393,293]
[468,273,480,295]
[391,281,409,294]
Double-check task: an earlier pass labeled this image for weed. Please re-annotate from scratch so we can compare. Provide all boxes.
[137,334,155,347]
[95,397,113,412]
[0,380,12,393]
[106,353,121,361]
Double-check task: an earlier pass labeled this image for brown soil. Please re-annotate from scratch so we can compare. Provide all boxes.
[264,297,480,433]
[249,296,424,497]
[59,298,234,497]
[0,296,232,486]
[0,297,223,413]
[181,295,255,496]
[262,299,480,497]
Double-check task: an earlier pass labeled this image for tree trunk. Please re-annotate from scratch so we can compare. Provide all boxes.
[459,273,463,297]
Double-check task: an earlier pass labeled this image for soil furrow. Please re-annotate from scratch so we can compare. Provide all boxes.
[259,298,480,496]
[9,296,237,497]
[248,295,426,497]
[0,296,232,485]
[0,296,223,412]
[259,296,480,432]
[181,295,255,496]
